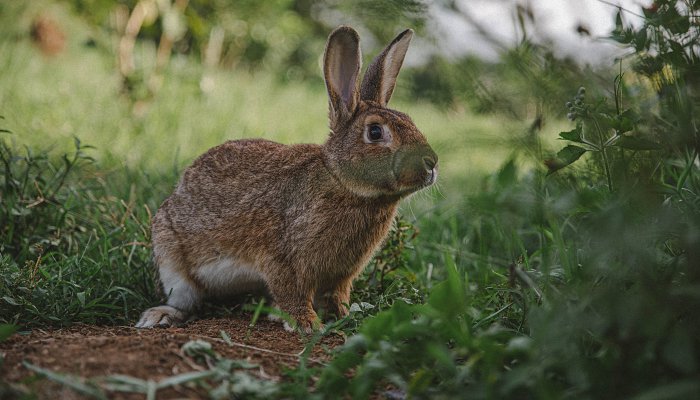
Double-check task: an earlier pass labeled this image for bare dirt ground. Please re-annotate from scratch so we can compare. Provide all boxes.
[0,313,345,399]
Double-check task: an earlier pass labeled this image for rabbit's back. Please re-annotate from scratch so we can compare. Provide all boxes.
[162,140,319,223]
[177,139,310,211]
[152,139,325,259]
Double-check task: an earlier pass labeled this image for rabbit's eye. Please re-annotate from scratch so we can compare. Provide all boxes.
[368,124,383,142]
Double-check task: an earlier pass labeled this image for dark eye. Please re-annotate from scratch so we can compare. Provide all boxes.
[368,124,383,141]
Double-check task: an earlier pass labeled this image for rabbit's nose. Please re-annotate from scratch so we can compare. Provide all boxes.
[423,154,437,170]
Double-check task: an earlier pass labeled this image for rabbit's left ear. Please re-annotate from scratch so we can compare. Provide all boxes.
[324,26,362,127]
[361,29,413,106]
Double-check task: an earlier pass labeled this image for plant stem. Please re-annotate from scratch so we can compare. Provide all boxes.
[591,117,614,192]
[676,149,698,196]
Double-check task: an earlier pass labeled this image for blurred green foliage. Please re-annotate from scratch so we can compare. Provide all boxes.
[63,0,427,81]
[58,0,586,118]
[310,1,700,398]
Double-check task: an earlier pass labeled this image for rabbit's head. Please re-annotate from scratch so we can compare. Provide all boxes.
[322,27,437,199]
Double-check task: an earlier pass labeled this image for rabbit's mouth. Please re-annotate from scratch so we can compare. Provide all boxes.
[394,166,438,197]
[417,166,439,188]
[411,167,438,190]
[426,167,438,186]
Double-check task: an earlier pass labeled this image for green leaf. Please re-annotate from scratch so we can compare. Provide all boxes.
[103,375,148,393]
[427,254,467,317]
[559,126,583,143]
[0,324,18,342]
[642,5,657,19]
[634,27,648,51]
[545,145,587,175]
[157,370,217,389]
[77,292,86,307]
[217,358,258,371]
[2,296,20,306]
[497,158,517,186]
[614,109,637,133]
[662,5,690,34]
[610,10,633,44]
[182,339,216,358]
[669,40,685,55]
[220,330,233,346]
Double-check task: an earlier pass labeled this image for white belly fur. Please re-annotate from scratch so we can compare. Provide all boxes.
[195,257,266,297]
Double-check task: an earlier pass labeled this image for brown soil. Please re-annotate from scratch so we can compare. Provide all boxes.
[0,314,345,399]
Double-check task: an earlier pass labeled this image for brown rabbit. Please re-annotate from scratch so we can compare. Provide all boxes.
[136,26,438,331]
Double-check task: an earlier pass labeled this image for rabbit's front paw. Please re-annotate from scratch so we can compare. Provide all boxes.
[321,285,351,319]
[135,305,185,328]
[285,313,324,334]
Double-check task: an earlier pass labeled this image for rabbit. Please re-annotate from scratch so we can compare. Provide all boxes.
[136,26,438,331]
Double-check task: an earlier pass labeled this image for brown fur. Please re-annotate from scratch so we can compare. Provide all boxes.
[139,26,437,331]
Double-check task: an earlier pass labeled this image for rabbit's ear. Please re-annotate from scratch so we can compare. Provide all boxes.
[324,26,361,126]
[360,29,413,106]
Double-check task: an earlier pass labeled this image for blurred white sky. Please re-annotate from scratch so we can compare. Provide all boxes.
[416,0,653,65]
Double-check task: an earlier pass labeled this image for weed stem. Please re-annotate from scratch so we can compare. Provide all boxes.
[591,117,614,192]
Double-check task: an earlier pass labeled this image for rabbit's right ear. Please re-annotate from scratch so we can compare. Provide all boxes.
[360,29,412,107]
[324,26,361,128]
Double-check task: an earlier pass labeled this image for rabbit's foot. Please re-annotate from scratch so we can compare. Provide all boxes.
[285,313,324,333]
[323,292,351,319]
[273,301,322,332]
[135,305,185,328]
[324,300,350,320]
[319,283,351,320]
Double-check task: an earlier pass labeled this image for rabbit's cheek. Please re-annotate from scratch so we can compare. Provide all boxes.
[341,156,396,190]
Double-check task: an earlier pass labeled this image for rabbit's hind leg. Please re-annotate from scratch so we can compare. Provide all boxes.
[136,258,201,328]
